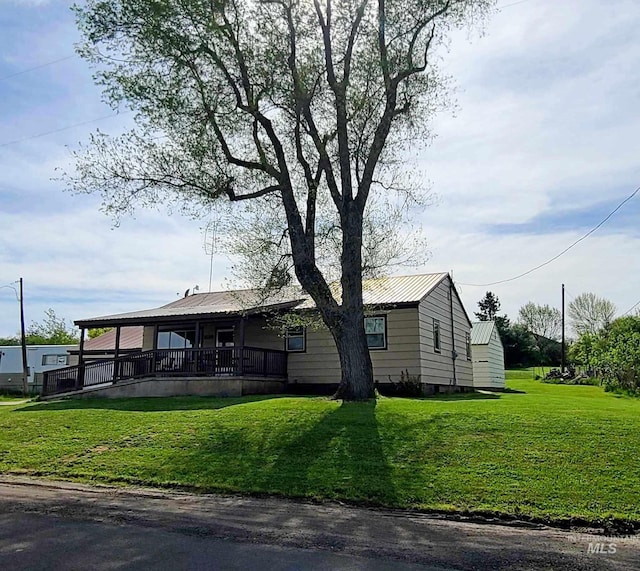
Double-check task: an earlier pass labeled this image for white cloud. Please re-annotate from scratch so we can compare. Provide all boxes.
[0,0,639,337]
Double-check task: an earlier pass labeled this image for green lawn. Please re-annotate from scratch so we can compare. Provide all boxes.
[505,366,554,380]
[0,395,29,402]
[0,380,638,527]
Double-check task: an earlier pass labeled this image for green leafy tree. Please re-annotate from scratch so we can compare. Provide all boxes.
[500,324,539,368]
[25,309,80,345]
[475,291,510,342]
[568,332,602,375]
[569,317,640,394]
[88,327,113,339]
[0,336,20,346]
[475,291,501,321]
[597,317,640,394]
[66,0,494,399]
[568,293,616,336]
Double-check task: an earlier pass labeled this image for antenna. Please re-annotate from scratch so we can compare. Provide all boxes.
[203,222,219,292]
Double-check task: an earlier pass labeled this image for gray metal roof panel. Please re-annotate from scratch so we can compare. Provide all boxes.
[77,273,450,325]
[76,290,305,325]
[470,321,496,345]
[298,273,448,308]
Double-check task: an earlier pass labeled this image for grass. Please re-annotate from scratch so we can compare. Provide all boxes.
[0,394,29,402]
[505,366,554,380]
[0,381,639,528]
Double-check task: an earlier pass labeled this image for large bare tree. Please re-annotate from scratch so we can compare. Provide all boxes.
[517,302,561,341]
[68,0,493,399]
[568,293,616,336]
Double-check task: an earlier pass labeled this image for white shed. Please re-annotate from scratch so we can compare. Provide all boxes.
[470,321,505,389]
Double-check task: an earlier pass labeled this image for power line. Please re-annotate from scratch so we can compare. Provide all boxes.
[459,183,640,287]
[499,0,534,8]
[0,55,76,82]
[0,112,130,148]
[623,299,640,316]
[0,282,19,302]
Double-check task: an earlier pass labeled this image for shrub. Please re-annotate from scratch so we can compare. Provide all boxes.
[570,317,640,396]
[379,369,423,397]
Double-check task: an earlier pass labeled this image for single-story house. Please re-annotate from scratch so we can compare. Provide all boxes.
[470,321,505,389]
[43,273,474,398]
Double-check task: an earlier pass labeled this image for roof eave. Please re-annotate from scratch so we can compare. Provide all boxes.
[74,300,304,329]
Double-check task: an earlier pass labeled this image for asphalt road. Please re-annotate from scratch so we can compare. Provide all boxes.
[0,476,638,570]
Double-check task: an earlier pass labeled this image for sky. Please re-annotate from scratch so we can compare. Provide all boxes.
[0,0,639,337]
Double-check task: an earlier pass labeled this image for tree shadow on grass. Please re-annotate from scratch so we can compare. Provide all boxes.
[255,398,398,505]
[156,397,399,508]
[423,391,502,402]
[422,388,527,402]
[14,394,292,413]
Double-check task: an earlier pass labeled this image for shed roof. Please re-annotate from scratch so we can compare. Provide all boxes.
[75,273,451,327]
[470,321,497,345]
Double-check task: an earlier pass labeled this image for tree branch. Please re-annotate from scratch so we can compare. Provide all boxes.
[225,183,282,202]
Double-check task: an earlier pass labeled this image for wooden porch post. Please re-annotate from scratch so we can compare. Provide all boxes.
[237,316,246,376]
[151,325,158,374]
[113,326,121,382]
[76,328,86,390]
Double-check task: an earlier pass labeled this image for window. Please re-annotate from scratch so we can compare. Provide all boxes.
[365,316,386,350]
[42,354,68,366]
[157,327,196,349]
[466,332,472,360]
[285,327,305,352]
[433,319,441,353]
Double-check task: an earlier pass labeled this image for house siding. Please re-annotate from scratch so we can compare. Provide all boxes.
[142,326,154,350]
[242,317,284,350]
[472,328,505,388]
[418,276,473,387]
[287,307,421,385]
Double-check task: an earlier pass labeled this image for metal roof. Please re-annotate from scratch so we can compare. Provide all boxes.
[75,289,305,326]
[470,321,496,345]
[83,326,144,351]
[298,273,448,308]
[76,273,450,327]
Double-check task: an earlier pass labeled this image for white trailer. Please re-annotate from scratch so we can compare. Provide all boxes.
[0,345,77,393]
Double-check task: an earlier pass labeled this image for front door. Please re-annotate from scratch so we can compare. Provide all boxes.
[216,328,235,374]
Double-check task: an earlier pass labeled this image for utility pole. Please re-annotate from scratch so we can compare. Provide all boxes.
[19,278,29,396]
[561,283,565,373]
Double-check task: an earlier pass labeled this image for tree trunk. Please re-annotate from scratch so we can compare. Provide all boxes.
[331,310,375,400]
[331,202,374,400]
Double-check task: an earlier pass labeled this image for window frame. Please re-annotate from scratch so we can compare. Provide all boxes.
[466,332,472,361]
[42,354,68,366]
[284,326,306,352]
[364,315,387,351]
[433,319,441,353]
[157,326,197,349]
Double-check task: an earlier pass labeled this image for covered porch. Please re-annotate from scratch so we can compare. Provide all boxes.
[43,293,298,397]
[43,345,287,397]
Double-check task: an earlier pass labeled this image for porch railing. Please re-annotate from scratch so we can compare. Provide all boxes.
[43,346,288,397]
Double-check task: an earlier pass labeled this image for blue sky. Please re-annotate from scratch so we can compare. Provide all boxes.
[1,0,639,336]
